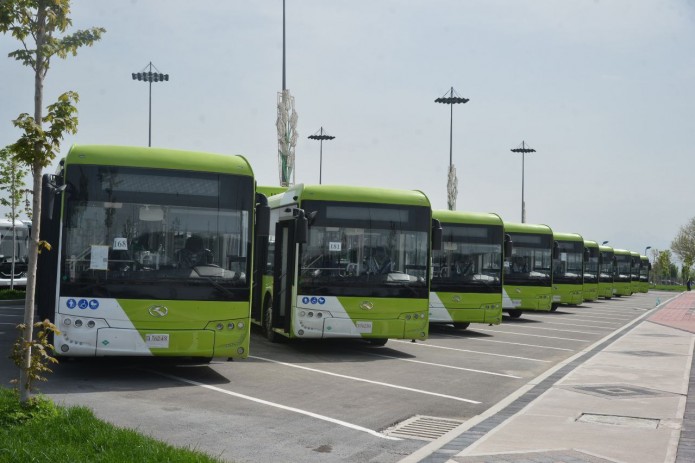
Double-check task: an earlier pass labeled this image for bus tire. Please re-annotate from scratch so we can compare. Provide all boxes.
[368,338,388,346]
[550,303,559,312]
[264,299,278,343]
[507,309,522,319]
[453,322,470,330]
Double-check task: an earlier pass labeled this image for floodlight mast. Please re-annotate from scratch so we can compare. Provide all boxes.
[510,141,536,223]
[131,62,169,147]
[434,87,469,210]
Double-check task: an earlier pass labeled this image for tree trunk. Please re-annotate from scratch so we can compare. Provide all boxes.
[19,6,46,404]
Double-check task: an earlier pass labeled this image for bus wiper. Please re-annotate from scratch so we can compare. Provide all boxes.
[189,265,237,298]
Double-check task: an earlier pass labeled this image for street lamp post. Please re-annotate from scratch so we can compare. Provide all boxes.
[435,87,468,211]
[601,241,609,245]
[510,141,536,223]
[308,127,335,184]
[644,246,652,257]
[132,62,169,147]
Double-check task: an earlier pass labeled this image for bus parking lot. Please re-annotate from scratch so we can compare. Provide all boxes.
[0,291,673,463]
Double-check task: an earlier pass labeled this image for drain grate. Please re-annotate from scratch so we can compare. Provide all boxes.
[384,415,465,441]
[577,413,660,429]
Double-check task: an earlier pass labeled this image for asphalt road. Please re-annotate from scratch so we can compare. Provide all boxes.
[0,291,672,463]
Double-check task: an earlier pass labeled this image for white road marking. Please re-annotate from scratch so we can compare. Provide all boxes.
[250,355,481,404]
[499,325,598,335]
[532,319,617,328]
[149,370,402,441]
[392,339,550,363]
[462,337,574,352]
[471,328,590,342]
[364,352,523,379]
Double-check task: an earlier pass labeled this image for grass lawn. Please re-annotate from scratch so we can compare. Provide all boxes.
[0,388,225,463]
[0,289,25,300]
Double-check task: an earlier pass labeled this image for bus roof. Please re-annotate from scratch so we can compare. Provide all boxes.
[553,232,583,242]
[640,255,649,261]
[599,245,614,253]
[584,239,599,248]
[433,210,503,226]
[503,222,553,235]
[613,248,631,256]
[630,251,640,257]
[65,145,254,177]
[276,184,431,207]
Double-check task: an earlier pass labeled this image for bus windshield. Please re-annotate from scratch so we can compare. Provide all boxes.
[504,232,552,286]
[599,251,614,282]
[614,254,631,282]
[553,240,584,284]
[61,165,254,301]
[640,260,649,282]
[431,223,502,293]
[584,247,599,283]
[298,201,430,298]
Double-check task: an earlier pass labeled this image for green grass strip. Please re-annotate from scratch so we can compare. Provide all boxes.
[0,388,224,463]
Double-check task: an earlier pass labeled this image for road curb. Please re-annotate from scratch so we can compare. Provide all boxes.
[0,299,25,307]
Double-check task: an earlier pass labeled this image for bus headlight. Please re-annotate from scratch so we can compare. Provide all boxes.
[63,318,71,326]
[87,320,96,328]
[74,319,83,327]
[227,322,235,330]
[237,322,244,329]
[216,323,224,330]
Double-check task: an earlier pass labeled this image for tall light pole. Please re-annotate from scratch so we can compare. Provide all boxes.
[308,127,335,184]
[601,241,609,245]
[131,62,169,147]
[510,141,536,223]
[644,246,652,257]
[435,87,468,211]
[277,0,298,187]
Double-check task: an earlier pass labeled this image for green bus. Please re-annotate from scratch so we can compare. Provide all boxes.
[582,240,599,302]
[630,251,642,294]
[598,245,615,299]
[429,210,508,329]
[639,255,650,293]
[252,184,441,345]
[551,232,585,310]
[502,222,553,318]
[612,248,633,296]
[37,145,268,359]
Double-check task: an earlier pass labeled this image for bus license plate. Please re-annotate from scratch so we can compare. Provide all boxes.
[355,321,373,334]
[145,334,169,348]
[552,295,561,302]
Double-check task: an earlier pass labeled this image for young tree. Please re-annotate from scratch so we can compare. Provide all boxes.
[1,0,104,402]
[0,146,30,289]
[672,217,695,272]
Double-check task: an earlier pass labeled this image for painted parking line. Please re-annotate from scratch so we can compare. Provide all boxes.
[364,352,523,379]
[391,339,550,363]
[0,322,18,326]
[498,325,599,336]
[468,338,573,352]
[471,328,590,342]
[250,355,481,404]
[149,370,402,441]
[530,320,616,330]
[431,332,574,352]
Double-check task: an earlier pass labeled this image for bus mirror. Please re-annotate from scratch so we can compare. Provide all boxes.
[553,241,560,260]
[504,234,513,257]
[256,204,270,237]
[295,211,309,244]
[431,219,442,251]
[307,210,318,227]
[584,248,591,262]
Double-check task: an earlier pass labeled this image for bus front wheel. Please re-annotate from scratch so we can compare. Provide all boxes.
[453,322,470,330]
[264,299,278,343]
[550,303,559,312]
[507,310,522,319]
[368,338,388,346]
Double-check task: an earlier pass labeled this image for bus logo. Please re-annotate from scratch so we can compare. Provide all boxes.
[148,305,169,317]
[359,301,374,310]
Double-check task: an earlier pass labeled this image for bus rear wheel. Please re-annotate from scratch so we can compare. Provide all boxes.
[507,309,522,319]
[453,322,470,330]
[550,303,559,312]
[368,338,388,346]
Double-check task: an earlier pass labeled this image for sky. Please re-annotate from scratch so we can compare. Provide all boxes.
[1,0,694,261]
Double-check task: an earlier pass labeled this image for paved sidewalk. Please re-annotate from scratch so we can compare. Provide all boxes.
[403,292,695,463]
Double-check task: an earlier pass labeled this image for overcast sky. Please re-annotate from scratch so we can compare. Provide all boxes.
[2,0,694,259]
